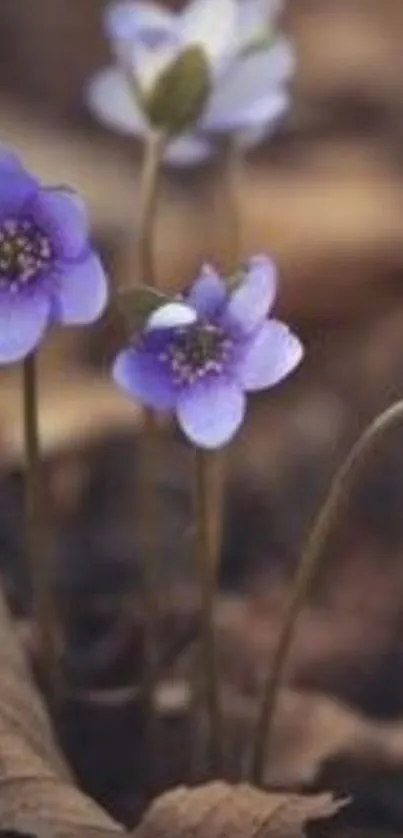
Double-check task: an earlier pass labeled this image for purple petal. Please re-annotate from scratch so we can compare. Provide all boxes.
[223,255,277,335]
[0,146,25,173]
[113,347,177,411]
[53,252,108,325]
[146,302,196,331]
[86,67,148,137]
[186,265,227,317]
[0,289,50,364]
[0,166,38,219]
[234,319,303,391]
[201,39,294,131]
[29,188,89,259]
[177,376,245,448]
[163,134,213,167]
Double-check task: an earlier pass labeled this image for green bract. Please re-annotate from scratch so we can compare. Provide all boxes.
[117,284,169,333]
[144,47,210,137]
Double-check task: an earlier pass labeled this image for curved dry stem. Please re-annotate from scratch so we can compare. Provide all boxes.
[251,399,403,785]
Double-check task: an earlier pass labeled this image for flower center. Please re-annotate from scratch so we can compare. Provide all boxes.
[160,323,232,385]
[0,217,53,291]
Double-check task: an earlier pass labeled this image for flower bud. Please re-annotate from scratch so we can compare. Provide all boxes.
[144,46,210,136]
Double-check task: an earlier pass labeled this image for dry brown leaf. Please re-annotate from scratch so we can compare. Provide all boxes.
[0,585,125,838]
[134,782,343,838]
[218,687,403,790]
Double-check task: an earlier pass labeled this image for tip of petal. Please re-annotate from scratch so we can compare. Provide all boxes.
[104,1,135,39]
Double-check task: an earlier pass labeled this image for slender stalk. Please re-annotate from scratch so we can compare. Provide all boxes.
[222,138,244,269]
[135,133,165,790]
[189,137,242,777]
[23,352,58,688]
[195,449,224,775]
[251,399,403,785]
[137,132,164,288]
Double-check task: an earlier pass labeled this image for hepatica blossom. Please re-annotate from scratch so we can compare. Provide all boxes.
[87,0,294,166]
[0,149,108,363]
[113,257,303,449]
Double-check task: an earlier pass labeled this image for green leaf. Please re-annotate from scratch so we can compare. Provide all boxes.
[117,284,170,333]
[144,46,210,137]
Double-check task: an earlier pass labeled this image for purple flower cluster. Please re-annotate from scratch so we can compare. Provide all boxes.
[0,149,108,363]
[0,149,304,451]
[113,257,303,448]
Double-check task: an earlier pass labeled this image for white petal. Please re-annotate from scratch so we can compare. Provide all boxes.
[131,41,182,94]
[180,0,237,71]
[104,2,181,93]
[236,98,287,148]
[105,1,174,42]
[146,302,197,331]
[236,0,271,50]
[237,0,281,45]
[202,38,294,131]
[86,67,148,136]
[164,133,213,167]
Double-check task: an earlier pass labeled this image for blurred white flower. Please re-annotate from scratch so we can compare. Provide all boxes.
[87,0,294,166]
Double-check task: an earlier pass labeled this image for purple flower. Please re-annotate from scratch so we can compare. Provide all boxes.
[0,148,108,363]
[113,257,303,449]
[87,0,293,167]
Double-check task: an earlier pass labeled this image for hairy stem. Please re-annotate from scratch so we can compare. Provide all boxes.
[23,353,58,689]
[251,399,403,785]
[195,449,224,775]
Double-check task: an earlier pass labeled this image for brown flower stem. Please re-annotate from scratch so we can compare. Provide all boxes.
[135,133,165,790]
[137,132,165,288]
[194,449,224,775]
[189,138,242,777]
[23,352,59,690]
[251,399,403,786]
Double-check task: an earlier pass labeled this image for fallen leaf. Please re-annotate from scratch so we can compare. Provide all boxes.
[133,782,343,838]
[0,584,125,838]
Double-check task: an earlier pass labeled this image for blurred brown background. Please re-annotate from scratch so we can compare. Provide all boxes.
[2,0,403,826]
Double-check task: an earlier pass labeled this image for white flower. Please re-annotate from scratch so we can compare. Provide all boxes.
[87,0,294,166]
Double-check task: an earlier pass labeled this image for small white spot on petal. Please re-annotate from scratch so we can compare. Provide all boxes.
[146,302,197,332]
